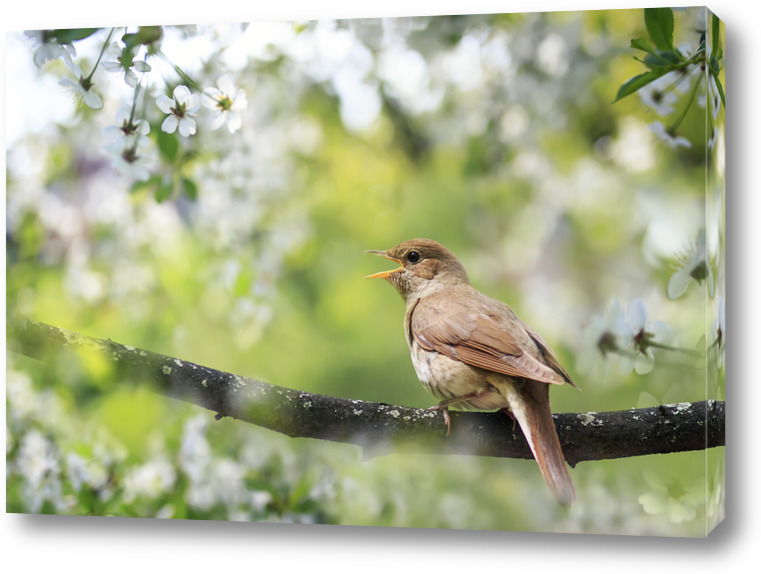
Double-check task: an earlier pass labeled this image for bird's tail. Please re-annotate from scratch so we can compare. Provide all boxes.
[504,380,575,507]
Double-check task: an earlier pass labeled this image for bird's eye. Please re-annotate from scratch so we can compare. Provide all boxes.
[407,251,421,263]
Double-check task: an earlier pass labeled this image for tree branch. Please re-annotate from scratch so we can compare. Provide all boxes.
[7,317,724,466]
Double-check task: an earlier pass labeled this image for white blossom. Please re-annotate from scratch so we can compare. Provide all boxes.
[638,75,678,116]
[102,139,153,181]
[101,42,151,87]
[698,72,721,119]
[102,104,151,147]
[123,458,177,502]
[16,430,59,488]
[59,76,103,110]
[667,230,714,299]
[25,30,78,71]
[648,121,691,149]
[65,452,108,492]
[179,414,211,483]
[203,74,248,133]
[157,85,200,137]
[577,300,633,376]
[639,471,704,524]
[618,299,674,375]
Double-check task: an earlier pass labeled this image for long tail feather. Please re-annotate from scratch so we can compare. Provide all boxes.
[504,380,575,507]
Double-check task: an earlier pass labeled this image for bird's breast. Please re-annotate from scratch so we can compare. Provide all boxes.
[408,337,508,411]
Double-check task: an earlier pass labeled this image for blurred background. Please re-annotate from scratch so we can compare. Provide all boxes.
[6,8,724,535]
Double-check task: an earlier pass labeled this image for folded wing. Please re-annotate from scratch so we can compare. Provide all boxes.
[410,289,574,386]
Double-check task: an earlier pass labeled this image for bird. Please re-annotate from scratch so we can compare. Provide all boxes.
[366,238,577,507]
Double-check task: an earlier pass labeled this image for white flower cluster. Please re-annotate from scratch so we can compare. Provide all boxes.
[6,367,124,514]
[639,68,695,150]
[578,299,673,377]
[102,104,153,180]
[5,361,321,522]
[25,30,248,182]
[637,45,722,150]
[177,414,272,519]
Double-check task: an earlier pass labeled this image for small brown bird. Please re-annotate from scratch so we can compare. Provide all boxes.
[366,238,576,507]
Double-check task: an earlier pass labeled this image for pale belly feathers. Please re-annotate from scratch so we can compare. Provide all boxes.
[409,339,511,412]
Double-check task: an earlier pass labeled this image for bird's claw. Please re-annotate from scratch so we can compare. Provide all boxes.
[429,404,451,437]
[501,407,517,431]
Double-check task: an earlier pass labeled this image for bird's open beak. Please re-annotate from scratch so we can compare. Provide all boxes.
[364,250,403,279]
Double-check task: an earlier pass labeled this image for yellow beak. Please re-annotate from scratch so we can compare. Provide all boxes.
[364,250,403,279]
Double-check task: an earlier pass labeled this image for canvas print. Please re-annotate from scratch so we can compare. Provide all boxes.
[6,7,725,536]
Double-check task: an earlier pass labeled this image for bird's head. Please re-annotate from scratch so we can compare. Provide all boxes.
[365,238,470,301]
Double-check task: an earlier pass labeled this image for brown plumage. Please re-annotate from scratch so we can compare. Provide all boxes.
[367,238,576,507]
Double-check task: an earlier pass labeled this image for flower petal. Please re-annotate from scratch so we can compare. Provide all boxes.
[628,299,647,332]
[124,70,138,88]
[186,94,201,113]
[105,42,122,58]
[161,115,179,134]
[667,269,691,300]
[178,117,196,137]
[209,111,226,131]
[136,119,151,136]
[156,94,175,114]
[634,352,655,375]
[225,111,242,133]
[648,320,673,344]
[102,61,123,73]
[233,91,248,110]
[102,125,123,140]
[67,60,83,78]
[115,105,132,122]
[173,85,192,105]
[84,90,103,110]
[132,165,151,181]
[217,74,236,95]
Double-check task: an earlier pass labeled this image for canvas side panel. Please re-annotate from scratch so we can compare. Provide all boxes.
[705,6,726,535]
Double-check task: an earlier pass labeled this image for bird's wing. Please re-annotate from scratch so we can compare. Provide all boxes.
[410,291,571,386]
[519,321,576,387]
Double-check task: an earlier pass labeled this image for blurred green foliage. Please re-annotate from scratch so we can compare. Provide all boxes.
[6,8,724,535]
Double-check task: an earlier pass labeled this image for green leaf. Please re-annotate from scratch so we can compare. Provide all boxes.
[645,8,674,52]
[232,268,252,297]
[614,70,664,103]
[711,13,720,56]
[182,177,198,200]
[156,130,179,162]
[129,175,161,194]
[695,33,706,59]
[630,37,657,56]
[641,51,682,70]
[122,26,163,50]
[713,75,726,109]
[154,181,172,203]
[50,28,100,44]
[708,55,725,109]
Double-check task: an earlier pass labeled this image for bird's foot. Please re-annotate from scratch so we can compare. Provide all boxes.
[501,407,517,431]
[429,387,492,437]
[428,404,452,437]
